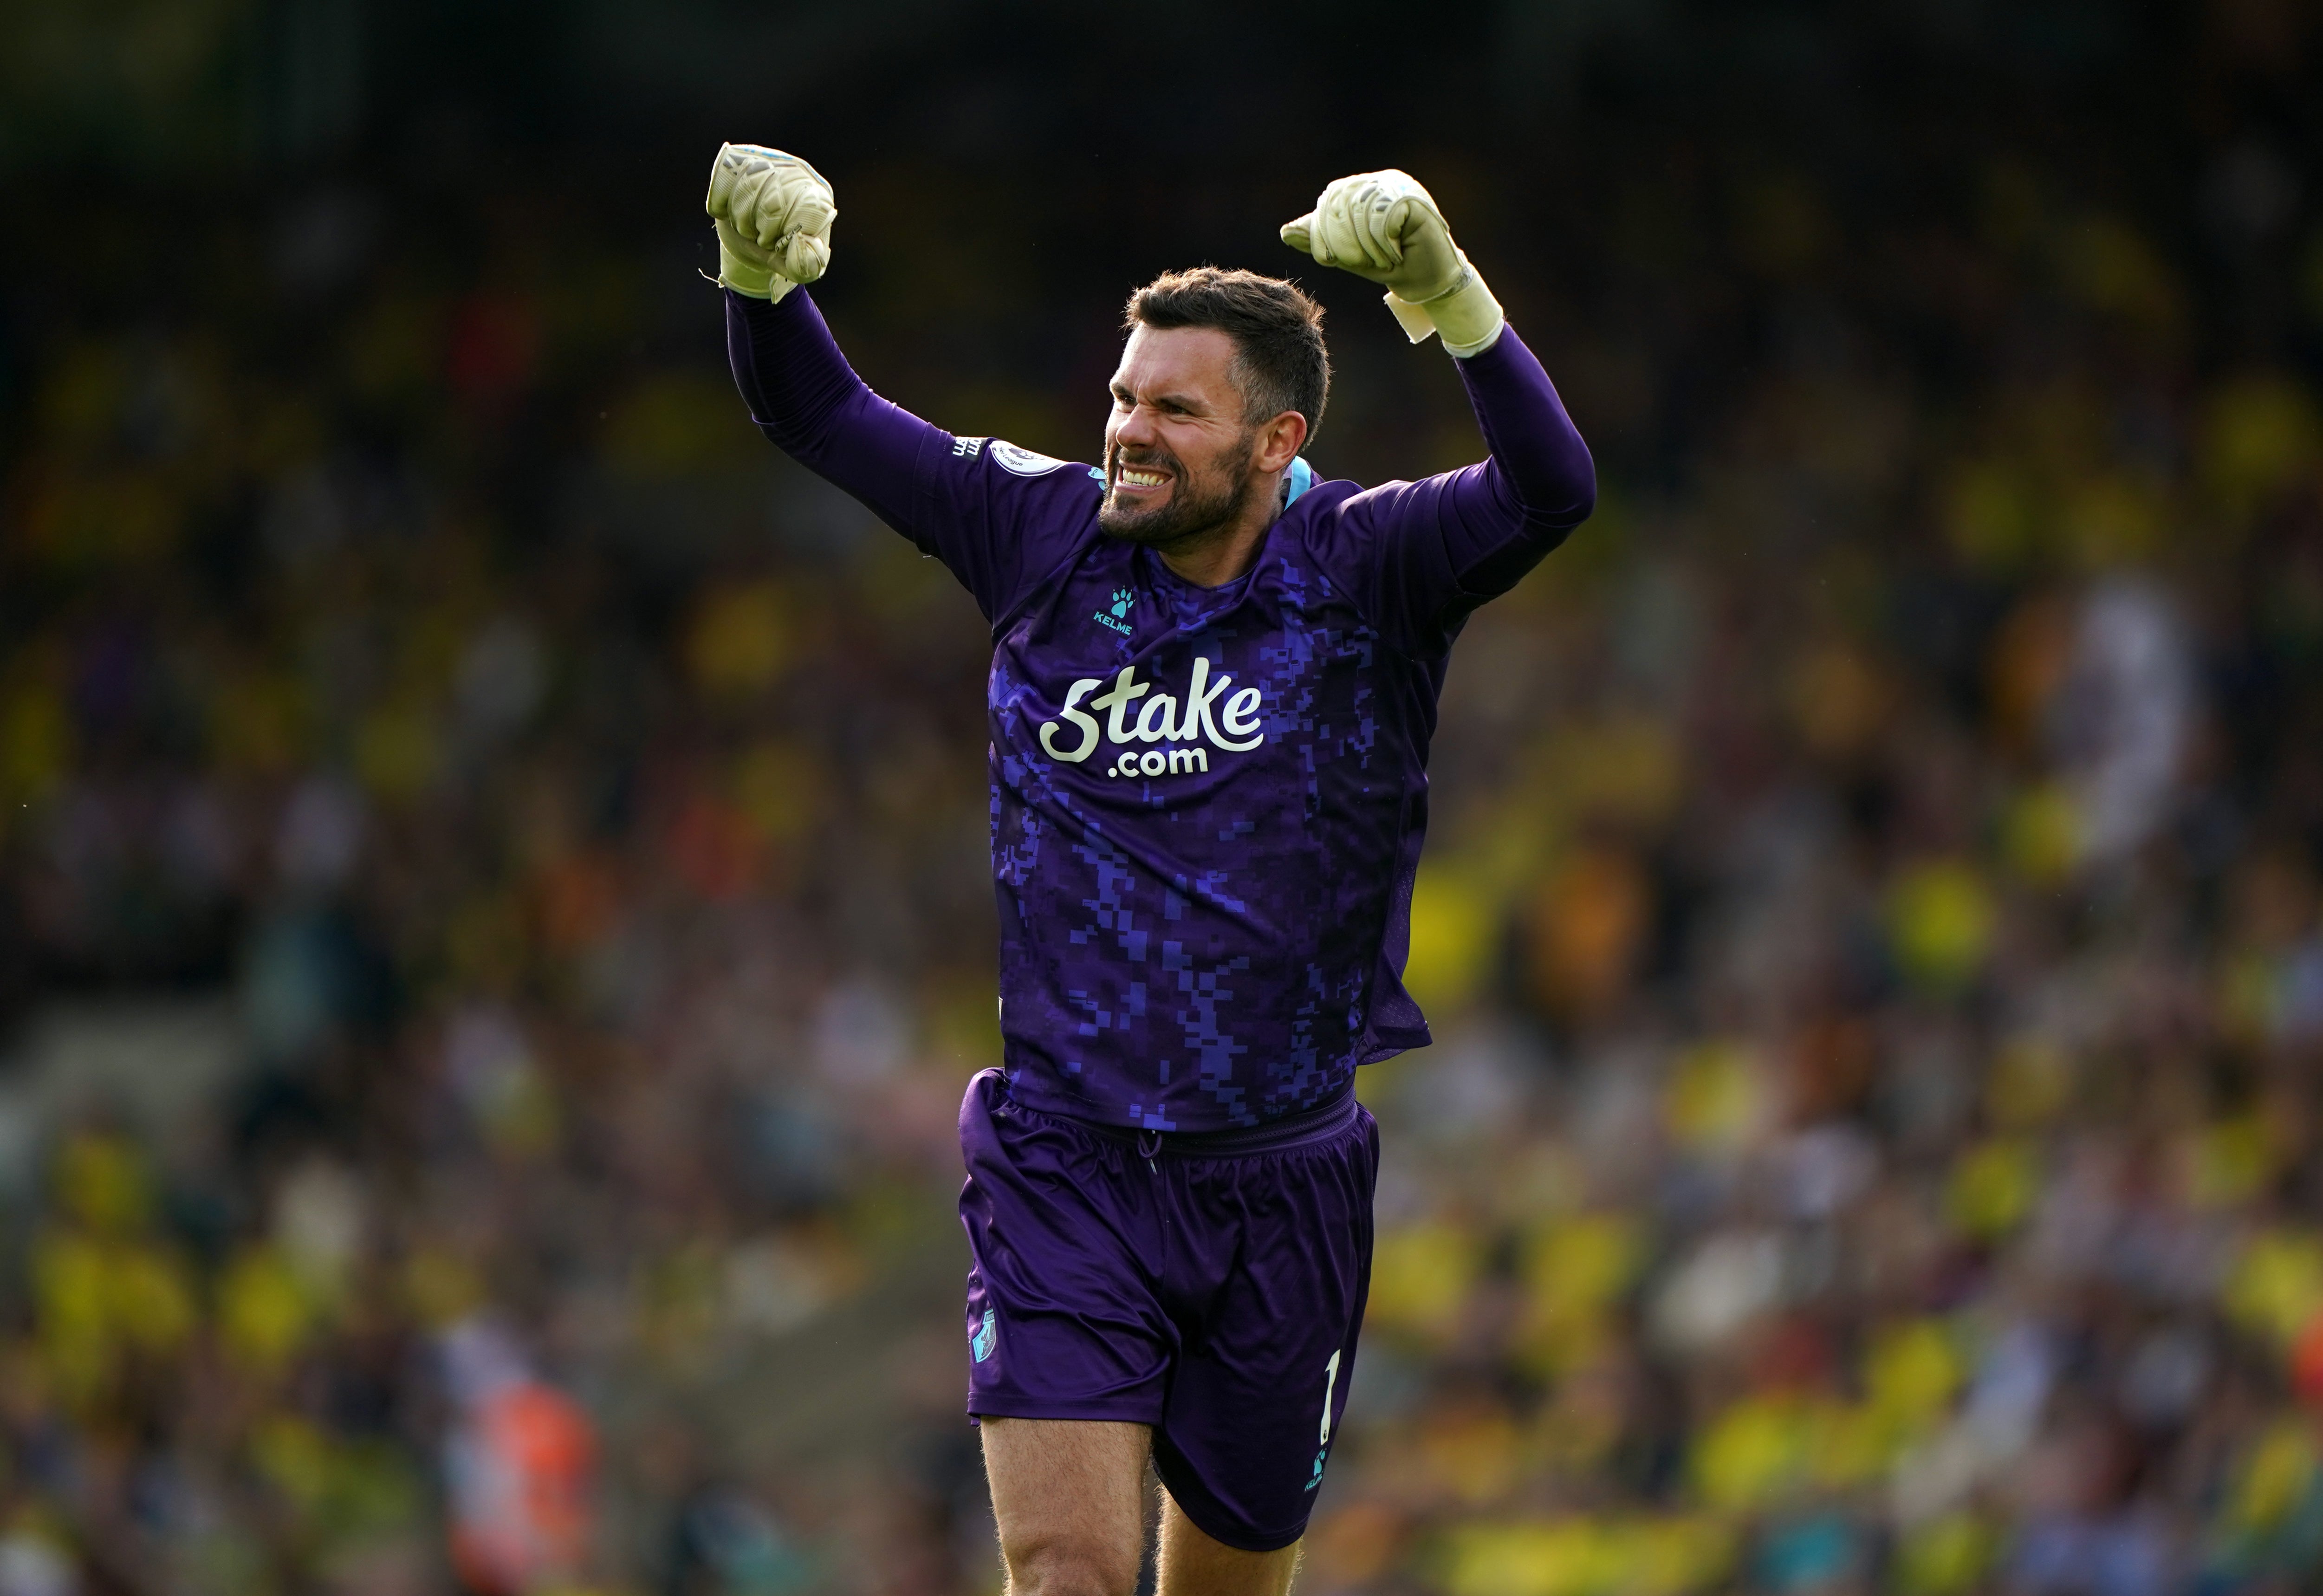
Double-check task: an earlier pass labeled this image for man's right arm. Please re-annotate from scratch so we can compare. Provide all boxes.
[726,288,928,527]
[713,142,1099,621]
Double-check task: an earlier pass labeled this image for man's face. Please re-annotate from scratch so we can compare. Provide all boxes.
[1098,324,1259,548]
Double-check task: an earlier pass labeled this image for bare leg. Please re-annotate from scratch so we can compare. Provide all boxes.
[1156,1489,1301,1596]
[980,1417,1152,1596]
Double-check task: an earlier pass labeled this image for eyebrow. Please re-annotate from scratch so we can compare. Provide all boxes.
[1110,383,1214,415]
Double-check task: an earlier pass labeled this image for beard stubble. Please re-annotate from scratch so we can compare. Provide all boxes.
[1097,431,1259,549]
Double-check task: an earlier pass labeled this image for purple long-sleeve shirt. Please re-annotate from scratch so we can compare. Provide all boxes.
[727,287,1593,1130]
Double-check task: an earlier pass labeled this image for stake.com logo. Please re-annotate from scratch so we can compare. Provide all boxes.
[1038,661,1264,779]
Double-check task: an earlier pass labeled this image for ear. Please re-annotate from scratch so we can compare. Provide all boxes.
[1251,409,1308,476]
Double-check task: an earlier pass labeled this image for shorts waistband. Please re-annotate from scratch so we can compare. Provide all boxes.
[1053,1085,1360,1158]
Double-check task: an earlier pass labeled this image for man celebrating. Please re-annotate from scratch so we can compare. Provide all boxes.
[709,145,1592,1595]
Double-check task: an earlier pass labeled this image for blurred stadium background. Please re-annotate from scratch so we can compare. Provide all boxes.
[4,1,2323,1592]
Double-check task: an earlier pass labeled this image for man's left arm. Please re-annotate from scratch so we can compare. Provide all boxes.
[1381,324,1596,642]
[1283,172,1596,652]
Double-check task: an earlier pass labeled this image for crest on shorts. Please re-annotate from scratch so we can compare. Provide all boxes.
[970,1308,997,1362]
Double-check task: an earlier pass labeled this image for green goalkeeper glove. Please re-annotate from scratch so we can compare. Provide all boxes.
[704,143,836,301]
[1280,170,1505,356]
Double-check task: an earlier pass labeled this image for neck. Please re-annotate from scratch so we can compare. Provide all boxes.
[1152,469,1285,587]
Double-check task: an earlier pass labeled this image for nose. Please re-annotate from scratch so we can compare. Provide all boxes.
[1113,401,1158,450]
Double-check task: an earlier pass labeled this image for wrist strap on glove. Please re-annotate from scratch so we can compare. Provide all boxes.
[1382,251,1505,357]
[709,265,798,304]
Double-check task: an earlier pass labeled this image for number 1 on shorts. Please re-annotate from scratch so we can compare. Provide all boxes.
[1318,1349,1341,1444]
[1306,1349,1342,1491]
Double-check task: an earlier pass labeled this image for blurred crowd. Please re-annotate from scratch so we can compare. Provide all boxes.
[0,171,1015,1594]
[6,6,2323,1595]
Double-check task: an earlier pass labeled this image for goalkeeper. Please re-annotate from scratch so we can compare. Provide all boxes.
[709,144,1593,1596]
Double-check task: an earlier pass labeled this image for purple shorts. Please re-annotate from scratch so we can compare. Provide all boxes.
[958,1068,1377,1553]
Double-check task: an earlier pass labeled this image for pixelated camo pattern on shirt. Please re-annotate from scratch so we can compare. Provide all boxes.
[726,292,1593,1133]
[979,482,1445,1131]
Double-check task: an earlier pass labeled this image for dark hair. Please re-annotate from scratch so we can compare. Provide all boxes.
[1125,267,1330,447]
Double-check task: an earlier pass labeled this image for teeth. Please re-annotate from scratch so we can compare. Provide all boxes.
[1119,468,1167,487]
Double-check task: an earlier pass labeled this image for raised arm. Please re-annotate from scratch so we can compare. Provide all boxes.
[1282,170,1596,653]
[709,143,1090,620]
[724,285,942,541]
[1360,323,1595,649]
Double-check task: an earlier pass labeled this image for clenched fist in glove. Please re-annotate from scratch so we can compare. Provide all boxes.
[704,143,836,301]
[1280,170,1505,356]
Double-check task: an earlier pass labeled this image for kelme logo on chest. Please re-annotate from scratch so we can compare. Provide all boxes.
[1038,659,1264,772]
[1094,588,1136,636]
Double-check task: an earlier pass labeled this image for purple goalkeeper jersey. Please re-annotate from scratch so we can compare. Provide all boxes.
[727,288,1592,1131]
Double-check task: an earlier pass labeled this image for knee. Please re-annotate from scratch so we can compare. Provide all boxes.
[1001,1534,1139,1596]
